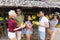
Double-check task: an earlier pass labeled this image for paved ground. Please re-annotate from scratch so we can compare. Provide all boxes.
[0,27,60,40]
[54,28,60,40]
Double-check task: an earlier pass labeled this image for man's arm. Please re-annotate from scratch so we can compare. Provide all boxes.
[44,22,49,28]
[39,22,49,28]
[39,18,49,28]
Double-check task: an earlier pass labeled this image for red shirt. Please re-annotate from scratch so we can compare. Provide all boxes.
[8,18,17,32]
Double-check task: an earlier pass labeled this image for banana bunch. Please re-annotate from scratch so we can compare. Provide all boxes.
[57,23,60,28]
[32,15,36,20]
[32,21,40,25]
[49,14,52,19]
[37,13,40,17]
[45,15,49,19]
[20,22,25,27]
[0,17,3,20]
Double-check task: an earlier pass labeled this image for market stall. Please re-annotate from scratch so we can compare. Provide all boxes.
[0,0,60,39]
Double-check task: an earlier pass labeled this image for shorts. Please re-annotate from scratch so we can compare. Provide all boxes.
[50,27,56,32]
[22,28,26,34]
[8,31,16,39]
[38,31,45,40]
[22,28,33,35]
[26,29,33,34]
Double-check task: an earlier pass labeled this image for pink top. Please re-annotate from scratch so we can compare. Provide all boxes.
[8,18,17,32]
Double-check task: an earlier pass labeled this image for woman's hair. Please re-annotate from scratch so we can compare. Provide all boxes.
[8,10,17,17]
[25,15,32,23]
[26,15,31,21]
[25,15,32,22]
[52,14,59,20]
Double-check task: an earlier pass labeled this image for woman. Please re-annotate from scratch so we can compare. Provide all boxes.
[8,10,17,40]
[24,15,33,40]
[49,14,59,40]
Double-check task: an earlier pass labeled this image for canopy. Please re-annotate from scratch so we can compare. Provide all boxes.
[0,0,60,8]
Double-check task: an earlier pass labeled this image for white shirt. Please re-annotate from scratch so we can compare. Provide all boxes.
[38,16,49,32]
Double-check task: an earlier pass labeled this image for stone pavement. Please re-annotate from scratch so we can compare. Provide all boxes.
[0,27,60,40]
[54,28,60,40]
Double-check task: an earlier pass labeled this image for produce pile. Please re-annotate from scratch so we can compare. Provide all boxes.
[0,12,60,27]
[32,13,60,27]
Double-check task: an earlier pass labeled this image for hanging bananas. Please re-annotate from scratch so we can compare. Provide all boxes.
[32,21,40,26]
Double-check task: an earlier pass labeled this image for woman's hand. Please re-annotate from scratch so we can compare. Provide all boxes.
[50,24,55,27]
[27,24,32,29]
[14,23,26,31]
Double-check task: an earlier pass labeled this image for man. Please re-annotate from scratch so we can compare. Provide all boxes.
[15,9,24,40]
[38,11,49,40]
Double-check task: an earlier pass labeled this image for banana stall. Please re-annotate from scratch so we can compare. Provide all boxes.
[0,0,60,39]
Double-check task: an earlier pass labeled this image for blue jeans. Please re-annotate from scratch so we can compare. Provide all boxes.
[38,31,45,40]
[22,28,33,35]
[50,27,56,32]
